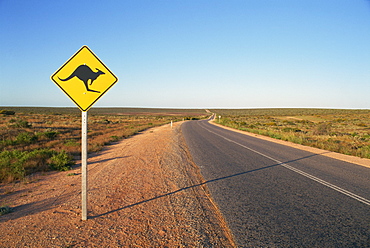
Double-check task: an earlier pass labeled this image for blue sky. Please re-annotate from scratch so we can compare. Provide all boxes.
[1,0,370,109]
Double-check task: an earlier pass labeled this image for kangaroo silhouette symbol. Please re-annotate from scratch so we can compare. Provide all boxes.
[58,64,105,93]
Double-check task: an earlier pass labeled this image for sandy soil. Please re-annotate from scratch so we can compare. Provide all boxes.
[0,122,235,247]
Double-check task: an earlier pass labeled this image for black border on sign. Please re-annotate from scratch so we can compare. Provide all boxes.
[50,45,118,112]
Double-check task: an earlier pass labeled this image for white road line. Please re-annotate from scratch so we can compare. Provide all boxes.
[200,123,370,206]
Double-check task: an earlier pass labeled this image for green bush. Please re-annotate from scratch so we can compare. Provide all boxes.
[0,110,15,115]
[0,206,13,216]
[42,130,59,140]
[15,132,38,144]
[0,149,74,183]
[0,139,15,147]
[110,135,120,142]
[13,119,32,128]
[266,122,277,126]
[0,150,25,182]
[64,139,79,147]
[50,151,73,171]
[22,149,54,174]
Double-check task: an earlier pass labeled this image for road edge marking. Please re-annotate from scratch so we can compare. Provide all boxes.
[201,122,370,206]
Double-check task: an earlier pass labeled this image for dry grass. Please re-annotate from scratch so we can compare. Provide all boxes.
[212,108,370,159]
[0,107,207,182]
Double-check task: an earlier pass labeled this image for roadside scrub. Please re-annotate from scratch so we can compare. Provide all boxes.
[0,107,208,183]
[0,149,74,183]
[213,109,370,159]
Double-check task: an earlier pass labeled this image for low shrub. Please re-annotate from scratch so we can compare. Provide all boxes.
[42,130,59,140]
[15,132,38,145]
[0,149,74,183]
[64,139,79,147]
[266,122,277,126]
[50,151,74,171]
[282,127,302,132]
[0,150,25,182]
[313,122,332,135]
[0,206,13,216]
[110,135,120,142]
[10,119,32,128]
[0,110,15,115]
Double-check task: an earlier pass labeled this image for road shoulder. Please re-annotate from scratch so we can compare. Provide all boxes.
[0,122,235,247]
[210,120,370,168]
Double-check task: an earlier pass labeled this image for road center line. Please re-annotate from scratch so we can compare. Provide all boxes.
[200,122,370,206]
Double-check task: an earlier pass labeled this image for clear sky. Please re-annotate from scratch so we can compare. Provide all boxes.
[1,0,370,109]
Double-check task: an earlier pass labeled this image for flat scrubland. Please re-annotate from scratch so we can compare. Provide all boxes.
[211,108,370,159]
[0,107,207,183]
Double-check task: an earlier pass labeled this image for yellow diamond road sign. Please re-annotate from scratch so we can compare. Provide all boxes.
[51,46,118,112]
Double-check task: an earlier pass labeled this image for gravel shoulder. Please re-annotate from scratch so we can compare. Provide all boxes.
[0,122,235,247]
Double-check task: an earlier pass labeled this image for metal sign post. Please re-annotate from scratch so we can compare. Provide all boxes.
[51,46,118,220]
[81,111,88,220]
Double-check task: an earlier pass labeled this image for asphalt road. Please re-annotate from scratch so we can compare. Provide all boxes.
[182,119,370,247]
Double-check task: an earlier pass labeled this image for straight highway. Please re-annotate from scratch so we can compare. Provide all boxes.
[182,119,370,247]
